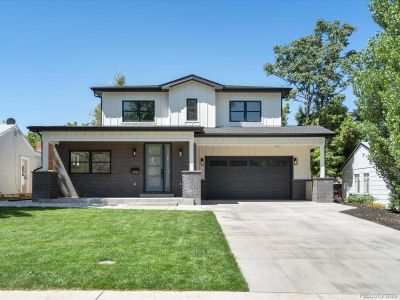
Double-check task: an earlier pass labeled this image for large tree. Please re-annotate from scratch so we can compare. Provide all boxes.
[265,20,356,123]
[265,20,361,177]
[352,0,400,200]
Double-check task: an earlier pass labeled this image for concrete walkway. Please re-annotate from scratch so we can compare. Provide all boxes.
[204,200,400,295]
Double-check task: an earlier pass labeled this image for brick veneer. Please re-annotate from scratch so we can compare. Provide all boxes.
[312,178,334,203]
[54,142,189,197]
[182,171,202,205]
[32,171,59,200]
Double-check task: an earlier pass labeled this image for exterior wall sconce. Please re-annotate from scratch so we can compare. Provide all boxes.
[132,148,137,157]
[293,157,298,165]
[178,148,183,158]
[201,158,204,166]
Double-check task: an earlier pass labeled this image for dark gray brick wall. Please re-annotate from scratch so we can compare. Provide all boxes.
[312,178,334,203]
[182,171,202,205]
[292,180,307,200]
[32,171,59,200]
[54,142,188,197]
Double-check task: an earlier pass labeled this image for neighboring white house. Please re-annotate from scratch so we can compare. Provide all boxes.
[341,142,391,204]
[0,123,41,196]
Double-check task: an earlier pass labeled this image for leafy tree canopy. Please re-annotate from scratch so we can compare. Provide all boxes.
[265,19,356,124]
[352,0,400,199]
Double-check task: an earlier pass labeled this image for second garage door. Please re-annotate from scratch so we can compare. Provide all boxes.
[205,156,292,200]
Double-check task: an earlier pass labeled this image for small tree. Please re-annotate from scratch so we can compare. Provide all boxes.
[26,132,40,149]
[113,72,125,87]
[281,101,290,126]
[91,104,101,126]
[352,0,400,199]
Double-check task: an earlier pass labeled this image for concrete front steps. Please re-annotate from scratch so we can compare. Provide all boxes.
[37,197,194,206]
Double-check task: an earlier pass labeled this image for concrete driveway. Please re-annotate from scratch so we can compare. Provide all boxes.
[205,200,400,296]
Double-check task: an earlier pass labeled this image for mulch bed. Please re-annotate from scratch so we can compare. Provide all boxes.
[341,204,400,231]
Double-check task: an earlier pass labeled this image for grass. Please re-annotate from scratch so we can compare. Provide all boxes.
[0,208,247,291]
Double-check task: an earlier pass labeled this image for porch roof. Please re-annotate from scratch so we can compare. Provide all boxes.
[27,126,204,133]
[196,126,335,137]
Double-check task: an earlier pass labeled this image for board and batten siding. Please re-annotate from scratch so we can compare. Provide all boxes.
[102,92,169,126]
[101,80,282,128]
[215,92,281,127]
[196,145,311,180]
[168,81,216,127]
[342,144,391,203]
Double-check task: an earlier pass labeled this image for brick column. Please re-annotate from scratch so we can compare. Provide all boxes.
[312,178,334,203]
[32,171,59,200]
[182,171,202,205]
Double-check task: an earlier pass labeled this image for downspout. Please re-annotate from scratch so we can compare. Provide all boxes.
[33,130,43,172]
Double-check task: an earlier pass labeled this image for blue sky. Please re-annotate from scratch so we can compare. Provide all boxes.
[0,0,379,132]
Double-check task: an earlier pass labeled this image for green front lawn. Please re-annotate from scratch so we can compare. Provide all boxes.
[0,208,247,291]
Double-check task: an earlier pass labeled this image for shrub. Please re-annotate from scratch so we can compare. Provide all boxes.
[367,202,386,209]
[346,193,374,204]
[388,196,400,212]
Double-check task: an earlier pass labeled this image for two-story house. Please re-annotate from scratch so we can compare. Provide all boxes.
[29,75,335,204]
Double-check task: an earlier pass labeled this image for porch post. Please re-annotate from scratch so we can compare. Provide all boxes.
[320,140,326,178]
[41,138,49,171]
[189,139,194,171]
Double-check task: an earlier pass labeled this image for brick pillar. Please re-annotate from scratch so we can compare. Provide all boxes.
[312,178,334,203]
[182,171,202,205]
[32,171,59,200]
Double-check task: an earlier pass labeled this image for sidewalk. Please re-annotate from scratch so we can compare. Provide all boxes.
[0,290,360,300]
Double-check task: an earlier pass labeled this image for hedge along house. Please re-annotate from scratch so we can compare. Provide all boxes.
[29,75,335,204]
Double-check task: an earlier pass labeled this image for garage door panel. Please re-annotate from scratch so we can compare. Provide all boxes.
[206,156,292,200]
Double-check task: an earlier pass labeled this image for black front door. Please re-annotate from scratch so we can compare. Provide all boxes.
[144,144,171,192]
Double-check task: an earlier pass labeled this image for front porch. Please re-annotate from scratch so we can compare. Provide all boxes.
[30,127,202,202]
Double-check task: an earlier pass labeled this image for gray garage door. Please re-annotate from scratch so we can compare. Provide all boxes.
[205,156,292,200]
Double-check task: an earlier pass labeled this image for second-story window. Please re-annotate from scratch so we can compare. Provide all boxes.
[187,98,198,121]
[122,101,155,122]
[230,101,261,122]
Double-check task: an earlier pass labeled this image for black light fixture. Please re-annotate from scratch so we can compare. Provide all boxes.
[293,157,298,165]
[178,148,183,158]
[132,148,137,157]
[201,158,204,166]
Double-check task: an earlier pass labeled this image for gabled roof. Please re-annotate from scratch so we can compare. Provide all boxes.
[340,141,370,170]
[90,74,292,97]
[160,74,224,89]
[0,124,14,137]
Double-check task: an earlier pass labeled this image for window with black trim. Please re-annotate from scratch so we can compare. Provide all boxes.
[187,98,198,121]
[229,101,261,122]
[70,151,111,174]
[122,101,155,122]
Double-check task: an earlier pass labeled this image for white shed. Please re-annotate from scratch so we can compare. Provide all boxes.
[341,142,391,204]
[0,124,41,196]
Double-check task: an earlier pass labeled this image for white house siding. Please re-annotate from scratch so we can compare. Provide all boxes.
[101,80,283,128]
[215,92,282,127]
[168,81,216,127]
[0,125,41,195]
[195,145,312,180]
[342,144,391,203]
[102,92,169,126]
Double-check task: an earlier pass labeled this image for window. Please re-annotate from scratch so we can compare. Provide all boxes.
[209,160,227,167]
[354,174,360,193]
[229,160,247,167]
[186,98,198,121]
[70,151,111,174]
[363,173,369,194]
[122,101,155,122]
[229,101,261,122]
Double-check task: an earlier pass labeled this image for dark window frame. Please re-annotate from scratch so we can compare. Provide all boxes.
[229,101,261,122]
[122,100,155,122]
[69,150,111,174]
[186,98,198,121]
